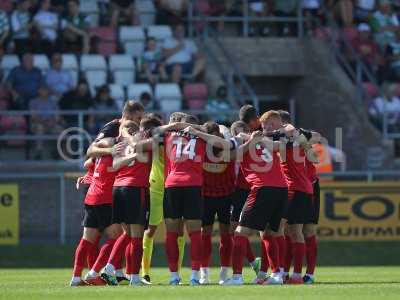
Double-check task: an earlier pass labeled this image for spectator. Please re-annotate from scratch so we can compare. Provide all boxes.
[162,24,205,83]
[59,79,93,126]
[45,53,74,97]
[28,83,62,159]
[353,23,384,79]
[333,0,354,27]
[302,0,322,34]
[140,37,168,84]
[273,0,298,36]
[369,0,399,49]
[61,0,90,54]
[354,0,376,22]
[33,0,60,55]
[248,0,272,36]
[139,91,154,110]
[369,83,400,130]
[0,9,10,49]
[10,0,34,55]
[0,70,12,110]
[156,0,188,25]
[386,30,400,80]
[92,85,118,127]
[206,85,232,124]
[7,53,43,109]
[110,0,138,28]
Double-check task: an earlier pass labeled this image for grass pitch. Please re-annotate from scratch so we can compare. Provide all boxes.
[1,267,400,300]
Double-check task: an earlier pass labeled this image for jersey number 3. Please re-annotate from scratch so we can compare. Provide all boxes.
[173,138,197,160]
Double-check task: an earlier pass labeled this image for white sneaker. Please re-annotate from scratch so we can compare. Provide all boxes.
[223,277,244,286]
[130,277,151,286]
[264,274,283,285]
[199,268,210,285]
[218,267,229,285]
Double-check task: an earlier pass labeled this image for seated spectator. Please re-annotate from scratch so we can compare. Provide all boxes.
[92,85,118,127]
[110,0,138,28]
[33,0,60,55]
[369,83,400,130]
[29,84,62,159]
[354,0,376,23]
[139,91,154,110]
[59,79,93,126]
[11,0,34,55]
[0,9,10,49]
[61,0,90,54]
[156,0,188,25]
[45,53,74,97]
[7,53,43,109]
[162,24,205,83]
[386,30,400,80]
[353,23,384,79]
[369,0,399,49]
[140,37,167,84]
[206,85,232,124]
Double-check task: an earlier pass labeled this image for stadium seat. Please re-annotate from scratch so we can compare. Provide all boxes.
[80,54,107,71]
[127,83,152,100]
[61,54,79,86]
[136,0,156,26]
[147,25,173,43]
[33,55,50,72]
[109,84,126,109]
[89,27,117,56]
[120,26,145,57]
[1,55,20,79]
[184,83,208,109]
[86,71,107,95]
[155,83,182,112]
[0,116,27,147]
[109,55,135,86]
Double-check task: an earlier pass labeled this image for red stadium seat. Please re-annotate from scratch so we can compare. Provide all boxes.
[0,115,27,147]
[184,83,208,109]
[89,27,117,56]
[362,82,379,100]
[0,0,13,12]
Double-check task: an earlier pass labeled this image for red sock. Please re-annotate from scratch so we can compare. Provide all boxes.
[275,235,286,269]
[73,239,94,277]
[292,242,306,274]
[305,235,317,275]
[108,233,130,268]
[220,233,232,267]
[92,238,116,273]
[232,235,247,274]
[129,237,143,274]
[284,235,292,273]
[263,235,280,273]
[166,232,179,272]
[245,237,256,263]
[189,231,202,271]
[87,235,100,269]
[125,242,133,275]
[260,238,269,273]
[201,233,212,268]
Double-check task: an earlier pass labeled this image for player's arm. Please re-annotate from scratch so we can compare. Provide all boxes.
[83,158,93,169]
[184,126,234,150]
[237,131,263,154]
[86,138,116,158]
[112,152,138,170]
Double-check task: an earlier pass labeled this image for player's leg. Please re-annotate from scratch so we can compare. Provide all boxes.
[128,224,147,286]
[303,223,317,284]
[177,218,186,273]
[87,234,101,269]
[200,196,216,285]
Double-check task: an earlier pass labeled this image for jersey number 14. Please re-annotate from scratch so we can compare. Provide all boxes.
[173,138,197,160]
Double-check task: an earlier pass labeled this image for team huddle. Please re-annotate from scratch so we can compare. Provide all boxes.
[70,101,322,287]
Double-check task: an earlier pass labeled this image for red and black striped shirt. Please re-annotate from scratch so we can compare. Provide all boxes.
[203,154,236,197]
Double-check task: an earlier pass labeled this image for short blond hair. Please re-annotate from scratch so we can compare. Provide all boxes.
[259,110,281,123]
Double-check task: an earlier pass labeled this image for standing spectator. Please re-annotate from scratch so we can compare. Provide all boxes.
[61,0,90,54]
[110,0,138,28]
[0,9,10,49]
[10,0,33,55]
[369,0,399,49]
[28,83,62,159]
[7,53,43,109]
[92,85,118,127]
[273,0,298,36]
[45,53,74,97]
[248,0,272,36]
[354,0,376,22]
[334,0,354,27]
[206,85,232,124]
[386,30,400,80]
[156,0,188,25]
[302,0,322,34]
[33,0,60,55]
[139,91,154,110]
[140,37,168,84]
[59,79,93,126]
[162,24,205,83]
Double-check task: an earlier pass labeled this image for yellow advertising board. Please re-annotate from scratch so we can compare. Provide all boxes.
[0,184,19,245]
[317,181,400,241]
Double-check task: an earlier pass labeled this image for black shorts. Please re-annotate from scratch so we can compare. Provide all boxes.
[311,179,320,224]
[231,188,249,222]
[82,204,113,231]
[164,186,203,220]
[285,190,314,225]
[202,194,232,226]
[239,187,288,232]
[112,186,150,226]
